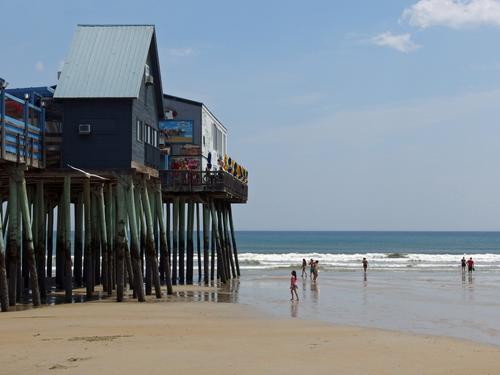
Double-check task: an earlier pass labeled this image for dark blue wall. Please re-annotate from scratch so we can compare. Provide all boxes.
[61,98,132,169]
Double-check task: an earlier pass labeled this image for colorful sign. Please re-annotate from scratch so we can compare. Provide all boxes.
[159,120,193,143]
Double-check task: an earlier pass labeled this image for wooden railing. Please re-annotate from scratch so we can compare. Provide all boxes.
[160,170,248,201]
[0,90,45,168]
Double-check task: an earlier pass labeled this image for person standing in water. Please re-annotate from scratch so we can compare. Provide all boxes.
[309,259,315,279]
[461,257,467,272]
[362,257,368,273]
[312,261,319,283]
[290,271,299,301]
[301,259,307,278]
[466,257,475,273]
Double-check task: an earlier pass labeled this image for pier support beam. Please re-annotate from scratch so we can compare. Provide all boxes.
[7,172,18,305]
[202,203,210,285]
[186,200,194,285]
[172,197,179,285]
[178,198,185,284]
[17,167,41,306]
[63,176,72,303]
[155,184,172,294]
[74,194,83,287]
[83,178,93,298]
[140,178,161,298]
[125,176,145,302]
[0,196,9,311]
[115,181,127,302]
[228,204,241,277]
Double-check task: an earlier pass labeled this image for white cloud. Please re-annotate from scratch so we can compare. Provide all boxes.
[371,32,420,53]
[402,0,500,29]
[35,61,44,72]
[167,47,194,57]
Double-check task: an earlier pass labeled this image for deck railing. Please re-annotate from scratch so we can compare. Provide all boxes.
[160,170,248,200]
[0,89,45,168]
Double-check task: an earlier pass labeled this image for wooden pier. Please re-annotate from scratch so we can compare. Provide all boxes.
[0,24,248,312]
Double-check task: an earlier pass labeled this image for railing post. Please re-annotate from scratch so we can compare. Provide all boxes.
[23,95,29,164]
[41,105,46,168]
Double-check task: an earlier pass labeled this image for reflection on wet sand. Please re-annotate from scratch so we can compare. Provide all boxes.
[290,301,298,318]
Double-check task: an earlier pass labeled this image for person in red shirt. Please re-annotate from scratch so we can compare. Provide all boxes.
[466,257,475,273]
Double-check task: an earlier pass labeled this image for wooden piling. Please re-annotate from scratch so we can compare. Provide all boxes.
[95,184,108,293]
[9,172,21,305]
[34,181,46,299]
[83,178,93,298]
[209,199,226,283]
[115,181,127,302]
[222,203,236,278]
[105,184,114,294]
[91,193,100,287]
[17,167,41,306]
[0,196,9,311]
[196,203,201,283]
[156,184,172,295]
[140,178,162,298]
[46,204,54,278]
[178,198,185,284]
[124,176,145,302]
[63,176,72,302]
[186,200,194,285]
[172,197,179,285]
[74,194,83,287]
[202,203,210,285]
[228,204,241,277]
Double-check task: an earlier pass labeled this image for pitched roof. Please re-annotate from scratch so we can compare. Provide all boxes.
[54,25,156,99]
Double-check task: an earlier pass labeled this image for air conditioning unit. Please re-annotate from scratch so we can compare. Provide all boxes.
[78,124,91,135]
[145,74,154,85]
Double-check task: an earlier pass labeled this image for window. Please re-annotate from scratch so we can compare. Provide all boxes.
[136,120,143,142]
[145,124,150,144]
[144,64,151,78]
[153,129,158,147]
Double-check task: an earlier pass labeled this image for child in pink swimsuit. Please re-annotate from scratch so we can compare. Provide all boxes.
[290,270,299,301]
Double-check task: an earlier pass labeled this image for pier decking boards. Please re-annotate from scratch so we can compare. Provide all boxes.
[0,24,247,311]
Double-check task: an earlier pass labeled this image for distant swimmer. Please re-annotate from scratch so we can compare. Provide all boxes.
[466,257,475,273]
[362,257,368,273]
[290,270,299,301]
[461,257,466,272]
[301,258,307,278]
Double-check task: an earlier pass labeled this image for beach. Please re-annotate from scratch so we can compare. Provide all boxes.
[1,284,500,375]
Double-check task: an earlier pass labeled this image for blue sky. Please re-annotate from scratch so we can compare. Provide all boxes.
[2,0,500,230]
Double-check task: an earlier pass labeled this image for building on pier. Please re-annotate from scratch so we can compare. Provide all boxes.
[54,24,164,175]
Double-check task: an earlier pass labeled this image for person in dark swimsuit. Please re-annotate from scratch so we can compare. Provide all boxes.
[362,257,368,273]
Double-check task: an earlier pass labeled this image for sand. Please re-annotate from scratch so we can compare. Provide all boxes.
[0,295,499,375]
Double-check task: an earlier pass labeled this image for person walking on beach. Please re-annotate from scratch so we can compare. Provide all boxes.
[290,271,299,301]
[466,257,475,273]
[309,259,315,279]
[301,259,307,278]
[362,257,368,273]
[461,257,467,272]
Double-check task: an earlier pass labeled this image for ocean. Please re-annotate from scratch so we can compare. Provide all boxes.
[234,231,500,271]
[231,231,500,345]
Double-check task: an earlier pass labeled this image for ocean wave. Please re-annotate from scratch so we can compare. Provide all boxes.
[237,252,500,271]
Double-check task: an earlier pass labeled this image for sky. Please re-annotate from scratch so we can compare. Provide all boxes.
[2,0,500,231]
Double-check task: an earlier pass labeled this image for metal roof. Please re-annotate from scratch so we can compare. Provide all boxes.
[54,25,154,99]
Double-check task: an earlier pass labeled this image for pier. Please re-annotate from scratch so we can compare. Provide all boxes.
[0,24,248,311]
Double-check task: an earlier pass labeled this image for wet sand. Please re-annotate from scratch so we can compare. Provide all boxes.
[238,269,500,345]
[1,286,500,374]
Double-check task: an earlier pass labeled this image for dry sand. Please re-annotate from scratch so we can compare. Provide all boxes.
[0,292,499,375]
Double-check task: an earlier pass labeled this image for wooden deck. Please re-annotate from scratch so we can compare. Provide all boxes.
[160,170,248,203]
[0,91,45,168]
